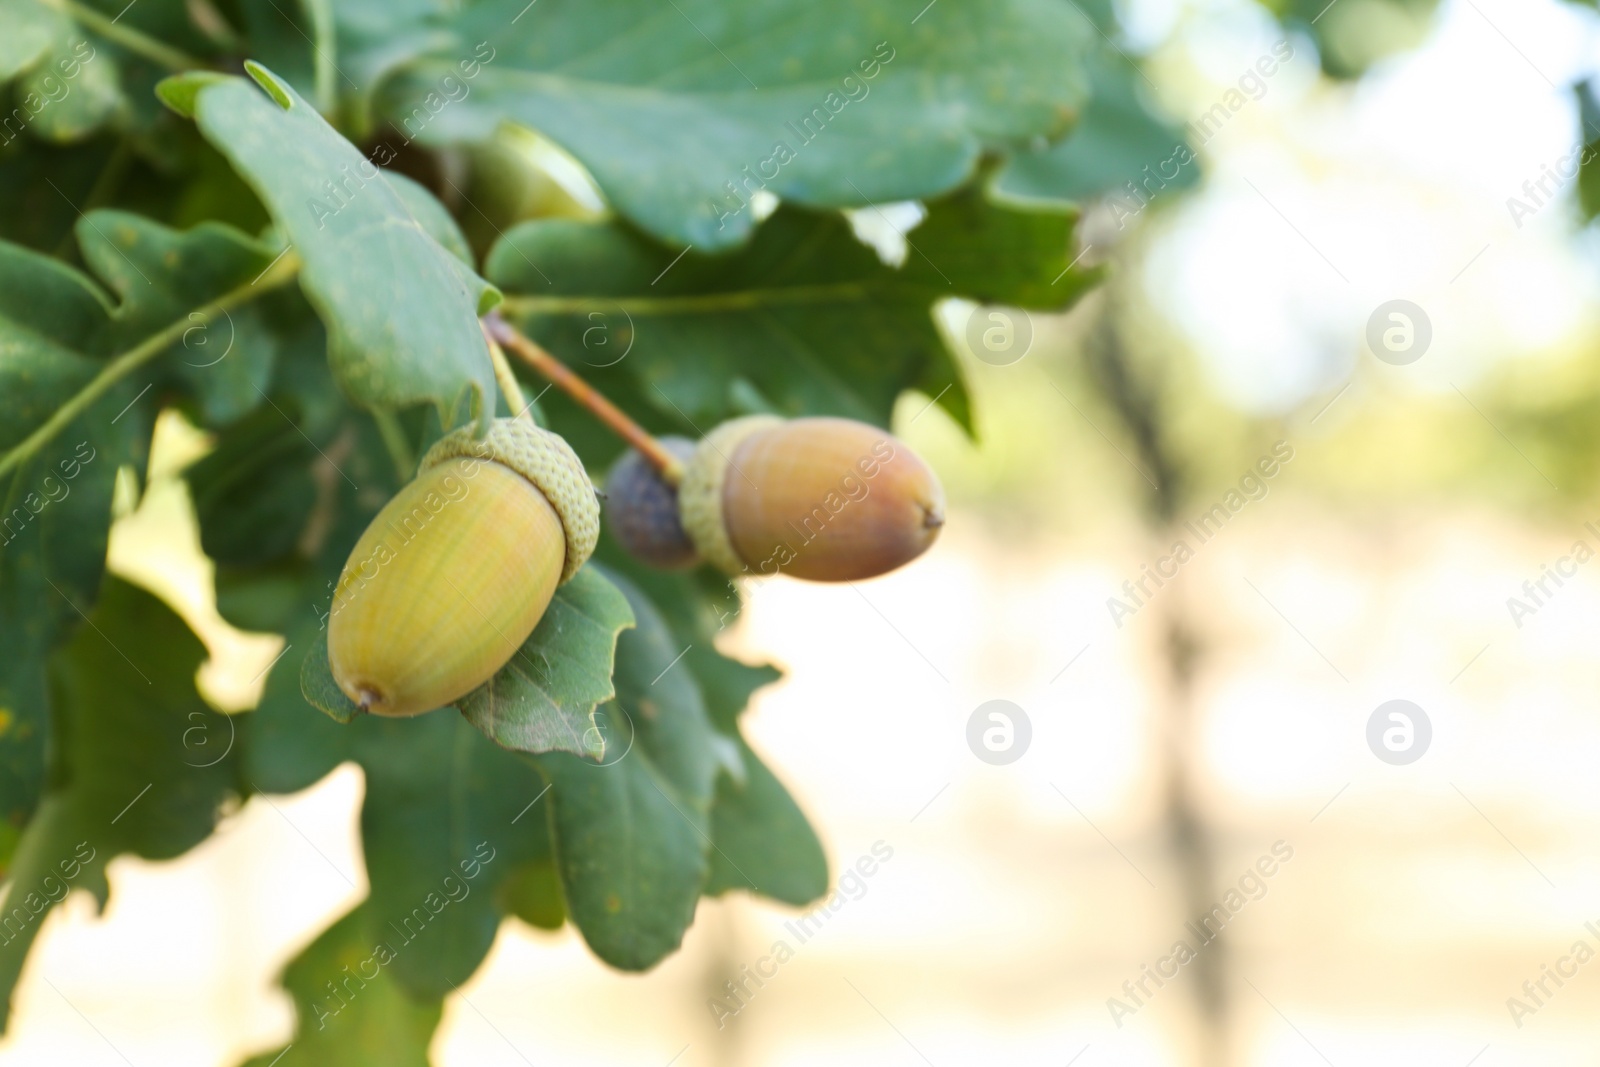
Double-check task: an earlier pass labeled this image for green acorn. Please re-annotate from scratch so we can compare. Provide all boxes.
[327,418,598,716]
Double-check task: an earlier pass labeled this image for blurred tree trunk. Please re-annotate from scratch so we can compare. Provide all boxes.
[1087,306,1231,1067]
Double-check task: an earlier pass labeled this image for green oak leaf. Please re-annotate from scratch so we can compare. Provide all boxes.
[386,170,475,266]
[355,711,559,999]
[595,549,824,908]
[995,47,1199,207]
[250,620,564,1001]
[5,236,329,865]
[14,36,119,143]
[454,564,635,758]
[488,186,1099,432]
[376,0,1093,248]
[498,856,565,930]
[300,635,362,724]
[705,738,828,905]
[684,644,782,735]
[603,568,718,812]
[164,63,499,429]
[0,4,118,145]
[0,577,238,1027]
[529,704,708,970]
[183,404,319,569]
[76,210,280,427]
[0,0,64,81]
[248,628,363,797]
[240,903,441,1067]
[0,240,144,872]
[487,564,720,969]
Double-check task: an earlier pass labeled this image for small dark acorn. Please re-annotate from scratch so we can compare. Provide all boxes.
[603,436,700,569]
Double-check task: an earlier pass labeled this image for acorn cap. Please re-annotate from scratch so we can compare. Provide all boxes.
[421,418,599,582]
[677,415,783,575]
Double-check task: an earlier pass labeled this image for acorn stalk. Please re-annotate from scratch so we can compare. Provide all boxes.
[327,418,599,717]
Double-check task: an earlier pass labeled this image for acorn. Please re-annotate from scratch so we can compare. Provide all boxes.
[677,416,945,582]
[327,418,599,717]
[603,436,699,569]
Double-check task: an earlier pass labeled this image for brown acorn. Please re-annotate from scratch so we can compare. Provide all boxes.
[677,416,945,582]
[327,418,599,717]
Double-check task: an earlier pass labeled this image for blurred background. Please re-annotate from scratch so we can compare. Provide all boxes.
[9,0,1600,1063]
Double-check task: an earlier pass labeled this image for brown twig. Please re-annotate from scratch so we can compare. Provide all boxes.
[483,312,685,484]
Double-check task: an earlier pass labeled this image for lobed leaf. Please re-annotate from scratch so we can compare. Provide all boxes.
[0,240,143,870]
[240,904,441,1067]
[454,564,635,758]
[529,704,708,971]
[0,578,238,1027]
[171,65,499,429]
[354,712,559,999]
[488,186,1100,433]
[376,0,1093,249]
[76,210,281,427]
[0,3,118,143]
[994,47,1199,207]
[597,549,827,908]
[705,738,829,905]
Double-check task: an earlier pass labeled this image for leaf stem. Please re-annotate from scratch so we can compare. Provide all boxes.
[372,409,415,482]
[51,0,207,71]
[0,251,303,483]
[300,0,337,116]
[483,313,684,484]
[497,283,870,318]
[481,325,531,422]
